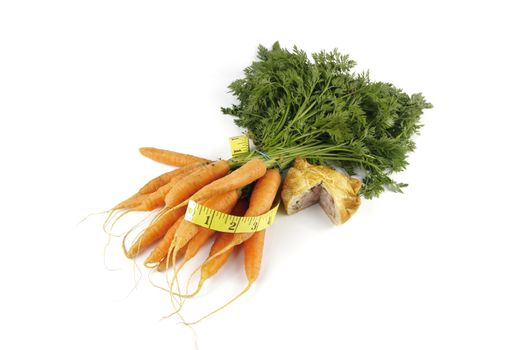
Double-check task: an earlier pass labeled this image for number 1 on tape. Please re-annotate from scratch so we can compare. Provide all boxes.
[185,200,279,233]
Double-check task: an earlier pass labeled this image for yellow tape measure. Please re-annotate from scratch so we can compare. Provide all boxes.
[228,135,250,156]
[184,200,279,233]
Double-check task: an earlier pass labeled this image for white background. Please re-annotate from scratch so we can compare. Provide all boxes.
[1,1,524,349]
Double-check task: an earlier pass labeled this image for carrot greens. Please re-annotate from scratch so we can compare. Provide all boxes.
[222,42,432,198]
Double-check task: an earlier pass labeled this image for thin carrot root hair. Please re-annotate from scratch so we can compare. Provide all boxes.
[147,267,173,294]
[121,223,151,258]
[109,254,145,302]
[121,227,139,258]
[103,210,156,271]
[184,282,254,326]
[146,245,188,295]
[77,209,110,226]
[148,244,187,270]
[102,208,121,234]
[103,196,154,233]
[103,226,122,272]
[113,209,159,241]
[147,206,169,226]
[166,247,185,315]
[171,265,203,299]
[103,208,139,235]
[119,209,160,256]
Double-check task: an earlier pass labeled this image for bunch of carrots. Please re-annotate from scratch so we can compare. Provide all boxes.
[106,147,281,322]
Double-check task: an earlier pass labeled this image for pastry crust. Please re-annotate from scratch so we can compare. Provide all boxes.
[281,157,361,225]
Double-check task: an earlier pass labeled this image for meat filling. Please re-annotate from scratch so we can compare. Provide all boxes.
[319,186,337,223]
[290,183,322,213]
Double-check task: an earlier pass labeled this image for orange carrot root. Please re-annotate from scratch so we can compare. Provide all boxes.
[164,160,230,208]
[139,147,208,167]
[179,199,249,298]
[144,215,185,265]
[197,169,281,265]
[175,194,244,274]
[125,206,186,258]
[175,158,267,210]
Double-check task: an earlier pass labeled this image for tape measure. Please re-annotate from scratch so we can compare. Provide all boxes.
[228,135,250,156]
[184,200,279,233]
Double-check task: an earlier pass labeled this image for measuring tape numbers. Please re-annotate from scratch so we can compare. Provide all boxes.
[184,199,279,233]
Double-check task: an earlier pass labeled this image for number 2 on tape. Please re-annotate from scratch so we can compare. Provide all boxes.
[184,200,279,233]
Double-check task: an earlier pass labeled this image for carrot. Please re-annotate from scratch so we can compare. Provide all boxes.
[136,168,193,195]
[178,197,247,272]
[135,164,208,196]
[133,162,209,211]
[146,190,239,267]
[243,229,265,285]
[168,190,241,260]
[187,230,266,323]
[102,163,209,235]
[144,215,185,266]
[125,206,186,258]
[181,199,249,297]
[187,228,266,322]
[156,245,187,272]
[174,158,267,210]
[183,169,280,325]
[113,160,209,211]
[139,147,208,167]
[187,233,235,298]
[164,160,230,208]
[191,226,267,321]
[112,194,147,211]
[201,169,281,261]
